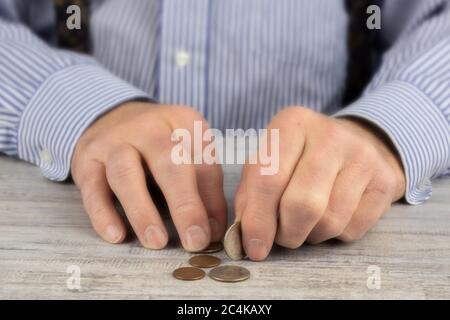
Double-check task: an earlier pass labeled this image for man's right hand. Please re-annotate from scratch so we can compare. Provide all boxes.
[71,102,227,251]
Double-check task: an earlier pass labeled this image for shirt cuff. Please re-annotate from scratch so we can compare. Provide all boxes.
[334,80,450,205]
[17,64,152,181]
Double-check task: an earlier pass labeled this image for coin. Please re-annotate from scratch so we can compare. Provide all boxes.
[172,267,205,281]
[197,242,223,254]
[189,255,221,268]
[209,265,250,283]
[223,221,245,260]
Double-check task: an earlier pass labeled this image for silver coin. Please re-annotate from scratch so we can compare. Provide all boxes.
[209,265,250,283]
[223,221,245,260]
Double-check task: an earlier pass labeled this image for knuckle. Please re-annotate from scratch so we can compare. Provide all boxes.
[278,209,304,243]
[297,194,328,221]
[151,129,173,146]
[317,215,346,239]
[277,221,306,248]
[279,195,298,216]
[322,121,342,143]
[276,234,304,249]
[381,169,397,195]
[124,206,147,220]
[109,160,137,180]
[385,168,398,189]
[74,162,98,188]
[171,198,203,219]
[249,174,286,196]
[279,192,327,245]
[89,205,109,219]
[72,143,105,180]
[107,147,140,180]
[279,194,303,219]
[347,146,377,176]
[368,171,397,198]
[81,137,104,157]
[138,113,169,135]
[352,144,377,167]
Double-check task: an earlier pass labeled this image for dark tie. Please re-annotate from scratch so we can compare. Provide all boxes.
[344,0,382,104]
[53,0,91,53]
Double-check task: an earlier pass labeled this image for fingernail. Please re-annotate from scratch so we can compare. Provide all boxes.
[246,238,268,261]
[185,225,208,252]
[105,225,123,243]
[144,225,167,249]
[208,218,221,239]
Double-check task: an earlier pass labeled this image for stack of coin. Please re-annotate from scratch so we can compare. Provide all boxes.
[172,221,251,283]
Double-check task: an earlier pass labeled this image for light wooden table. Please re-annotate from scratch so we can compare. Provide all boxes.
[0,155,449,299]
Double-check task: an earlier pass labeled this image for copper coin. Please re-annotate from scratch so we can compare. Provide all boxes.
[209,265,250,283]
[189,255,221,268]
[198,242,223,254]
[224,221,245,260]
[172,267,205,281]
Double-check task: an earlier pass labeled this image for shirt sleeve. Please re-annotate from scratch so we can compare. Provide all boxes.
[0,18,152,181]
[335,0,450,205]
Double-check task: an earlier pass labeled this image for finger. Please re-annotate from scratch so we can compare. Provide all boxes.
[276,146,340,248]
[195,163,228,242]
[305,172,367,244]
[105,145,169,249]
[139,135,211,252]
[241,110,307,261]
[306,145,376,244]
[234,164,249,221]
[79,161,126,244]
[192,125,227,242]
[338,169,395,242]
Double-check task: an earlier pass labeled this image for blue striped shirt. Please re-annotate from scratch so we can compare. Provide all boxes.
[0,0,449,205]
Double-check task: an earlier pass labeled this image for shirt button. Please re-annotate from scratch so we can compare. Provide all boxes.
[175,50,191,67]
[39,149,53,165]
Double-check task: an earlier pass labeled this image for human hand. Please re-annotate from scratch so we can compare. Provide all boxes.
[71,102,227,251]
[235,107,406,260]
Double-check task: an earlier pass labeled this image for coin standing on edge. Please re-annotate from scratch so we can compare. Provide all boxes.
[224,221,245,260]
[189,255,221,268]
[198,242,223,254]
[173,267,205,281]
[209,265,250,283]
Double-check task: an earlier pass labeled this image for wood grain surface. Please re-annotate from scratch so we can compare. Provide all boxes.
[0,155,449,299]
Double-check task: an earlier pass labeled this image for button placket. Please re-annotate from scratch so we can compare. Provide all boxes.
[159,0,210,114]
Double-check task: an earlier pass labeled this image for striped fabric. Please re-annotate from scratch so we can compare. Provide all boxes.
[0,0,449,205]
